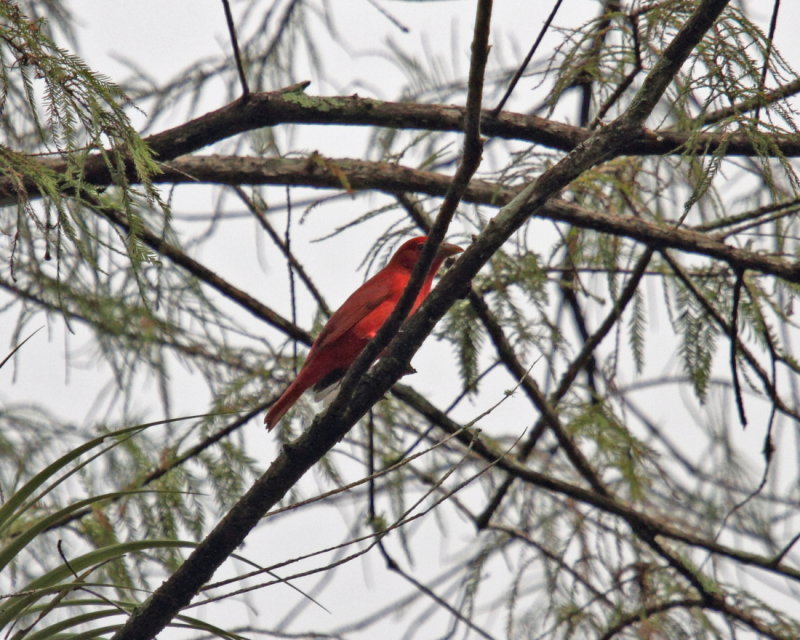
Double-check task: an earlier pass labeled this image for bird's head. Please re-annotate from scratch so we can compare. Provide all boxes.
[389,236,464,270]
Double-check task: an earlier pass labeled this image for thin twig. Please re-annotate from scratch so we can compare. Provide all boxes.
[590,11,642,128]
[699,77,800,127]
[285,185,299,371]
[233,186,330,315]
[365,0,409,33]
[220,0,250,98]
[0,326,42,371]
[754,0,781,123]
[491,0,564,117]
[730,269,747,426]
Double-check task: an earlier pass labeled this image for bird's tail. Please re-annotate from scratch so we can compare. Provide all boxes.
[265,376,310,431]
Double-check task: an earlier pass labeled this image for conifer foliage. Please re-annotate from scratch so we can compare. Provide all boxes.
[2,1,800,638]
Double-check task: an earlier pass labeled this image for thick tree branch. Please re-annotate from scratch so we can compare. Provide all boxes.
[322,0,491,434]
[6,68,800,204]
[390,385,800,586]
[127,86,800,162]
[110,153,800,284]
[107,3,749,637]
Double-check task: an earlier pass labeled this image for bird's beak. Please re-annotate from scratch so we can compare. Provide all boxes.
[436,242,464,259]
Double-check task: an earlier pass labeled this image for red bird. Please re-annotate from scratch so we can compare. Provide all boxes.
[265,236,464,430]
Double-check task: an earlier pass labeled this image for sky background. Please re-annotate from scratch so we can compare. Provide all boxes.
[3,1,800,637]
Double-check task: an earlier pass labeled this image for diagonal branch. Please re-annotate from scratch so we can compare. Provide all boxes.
[391,385,800,587]
[319,0,492,434]
[392,385,800,579]
[467,290,608,495]
[233,186,331,316]
[475,248,655,527]
[95,202,310,343]
[108,3,738,637]
[108,0,494,635]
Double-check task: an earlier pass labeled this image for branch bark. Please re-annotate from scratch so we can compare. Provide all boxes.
[6,76,800,204]
[81,153,800,285]
[108,2,740,637]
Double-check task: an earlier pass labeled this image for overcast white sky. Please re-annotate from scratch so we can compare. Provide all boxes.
[3,1,800,637]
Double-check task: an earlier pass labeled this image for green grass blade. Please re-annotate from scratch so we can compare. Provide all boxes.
[0,539,194,628]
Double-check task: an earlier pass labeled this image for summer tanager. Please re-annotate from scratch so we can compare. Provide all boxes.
[265,236,463,430]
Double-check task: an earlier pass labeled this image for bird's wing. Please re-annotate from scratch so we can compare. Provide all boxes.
[312,273,401,352]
